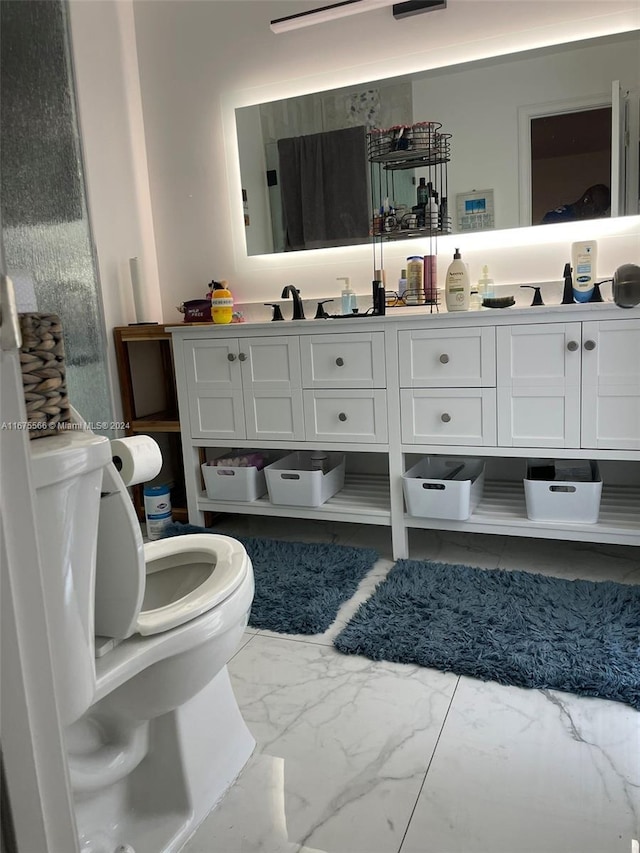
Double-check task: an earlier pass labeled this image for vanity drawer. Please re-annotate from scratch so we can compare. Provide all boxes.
[300,333,386,388]
[399,327,496,387]
[303,389,388,443]
[401,388,497,445]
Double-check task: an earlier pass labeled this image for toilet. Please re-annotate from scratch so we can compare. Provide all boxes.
[29,425,255,853]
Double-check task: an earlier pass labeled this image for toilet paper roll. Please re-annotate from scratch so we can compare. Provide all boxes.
[111,435,162,486]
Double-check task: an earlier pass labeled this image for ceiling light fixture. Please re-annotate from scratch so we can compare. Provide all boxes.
[270,0,445,33]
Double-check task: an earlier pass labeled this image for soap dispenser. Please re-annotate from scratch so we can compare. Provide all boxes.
[338,277,356,314]
[477,265,495,299]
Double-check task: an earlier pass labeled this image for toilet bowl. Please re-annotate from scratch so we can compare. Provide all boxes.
[30,425,256,853]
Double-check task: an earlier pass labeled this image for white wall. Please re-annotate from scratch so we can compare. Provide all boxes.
[131,0,639,320]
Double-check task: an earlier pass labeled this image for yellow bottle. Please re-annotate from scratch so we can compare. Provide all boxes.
[211,280,233,324]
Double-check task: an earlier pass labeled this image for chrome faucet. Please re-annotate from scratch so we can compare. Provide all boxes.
[281,285,305,320]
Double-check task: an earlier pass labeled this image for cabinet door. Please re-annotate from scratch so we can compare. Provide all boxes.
[497,323,581,447]
[400,388,497,445]
[240,337,305,441]
[300,332,386,388]
[184,339,246,439]
[581,319,640,449]
[303,389,388,443]
[399,327,496,387]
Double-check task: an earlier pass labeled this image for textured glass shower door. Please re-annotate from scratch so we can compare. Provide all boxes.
[0,0,113,430]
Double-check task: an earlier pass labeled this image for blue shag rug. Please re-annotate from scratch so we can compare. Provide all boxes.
[334,560,640,710]
[163,522,378,635]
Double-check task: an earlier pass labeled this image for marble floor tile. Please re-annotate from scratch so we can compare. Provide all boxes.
[498,536,640,583]
[184,635,458,853]
[400,676,640,853]
[182,520,638,853]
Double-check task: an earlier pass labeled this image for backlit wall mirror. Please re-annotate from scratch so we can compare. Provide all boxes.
[236,31,639,256]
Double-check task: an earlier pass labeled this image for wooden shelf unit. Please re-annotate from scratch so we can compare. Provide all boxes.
[113,324,194,524]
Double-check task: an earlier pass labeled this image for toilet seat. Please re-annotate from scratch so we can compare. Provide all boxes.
[136,534,249,636]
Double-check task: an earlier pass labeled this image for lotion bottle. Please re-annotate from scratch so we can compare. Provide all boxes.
[571,240,597,302]
[338,276,356,314]
[445,248,470,312]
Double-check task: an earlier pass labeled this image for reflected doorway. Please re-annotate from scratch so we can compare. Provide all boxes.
[531,107,611,225]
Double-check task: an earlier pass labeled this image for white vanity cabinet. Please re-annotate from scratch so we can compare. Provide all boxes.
[399,327,497,445]
[183,336,304,442]
[497,319,640,450]
[581,319,640,450]
[301,332,388,443]
[171,305,639,558]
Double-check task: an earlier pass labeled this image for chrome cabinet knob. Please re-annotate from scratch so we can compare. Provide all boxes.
[441,413,451,423]
[227,353,236,362]
[338,412,347,422]
[439,353,450,364]
[567,341,579,352]
[238,352,247,361]
[336,357,344,366]
[584,339,597,351]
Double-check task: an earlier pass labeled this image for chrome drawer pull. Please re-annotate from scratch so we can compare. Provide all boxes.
[441,413,451,423]
[439,353,450,364]
[227,353,236,362]
[567,341,579,352]
[238,352,247,361]
[584,340,596,351]
[338,412,347,422]
[335,357,344,366]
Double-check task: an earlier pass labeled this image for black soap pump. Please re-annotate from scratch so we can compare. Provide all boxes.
[561,263,575,304]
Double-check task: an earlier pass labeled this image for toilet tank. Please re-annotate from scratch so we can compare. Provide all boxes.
[29,429,111,725]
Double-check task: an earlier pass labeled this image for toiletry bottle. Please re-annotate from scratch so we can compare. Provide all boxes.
[438,196,450,233]
[445,248,470,312]
[211,280,233,324]
[398,268,408,300]
[338,277,356,314]
[406,256,425,305]
[477,265,495,300]
[423,254,437,303]
[417,177,428,207]
[571,240,597,302]
[427,191,439,232]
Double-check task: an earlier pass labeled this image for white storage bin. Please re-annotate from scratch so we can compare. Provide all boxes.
[402,457,485,520]
[524,460,602,523]
[265,451,346,507]
[202,459,267,502]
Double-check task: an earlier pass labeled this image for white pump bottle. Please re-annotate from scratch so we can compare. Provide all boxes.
[338,277,356,314]
[445,248,470,312]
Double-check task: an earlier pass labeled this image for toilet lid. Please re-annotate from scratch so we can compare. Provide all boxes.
[136,534,249,636]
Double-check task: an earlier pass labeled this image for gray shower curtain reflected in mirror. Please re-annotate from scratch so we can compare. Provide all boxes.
[0,0,113,431]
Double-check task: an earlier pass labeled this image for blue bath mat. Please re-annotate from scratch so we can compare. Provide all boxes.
[334,560,640,710]
[163,522,378,635]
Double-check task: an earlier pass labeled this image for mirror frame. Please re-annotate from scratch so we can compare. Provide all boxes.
[222,13,640,274]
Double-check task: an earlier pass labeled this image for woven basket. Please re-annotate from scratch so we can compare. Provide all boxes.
[19,313,71,439]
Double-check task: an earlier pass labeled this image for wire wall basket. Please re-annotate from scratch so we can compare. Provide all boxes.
[368,123,451,169]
